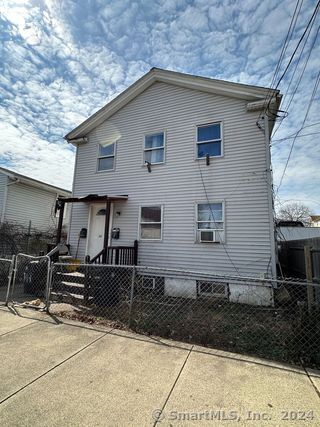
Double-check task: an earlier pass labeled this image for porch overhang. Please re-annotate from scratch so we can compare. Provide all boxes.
[57,194,128,204]
[55,194,128,247]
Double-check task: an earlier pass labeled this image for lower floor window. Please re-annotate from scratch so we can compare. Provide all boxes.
[139,206,162,240]
[196,202,224,243]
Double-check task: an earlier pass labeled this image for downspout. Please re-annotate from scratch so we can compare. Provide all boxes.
[263,114,277,278]
[1,178,20,223]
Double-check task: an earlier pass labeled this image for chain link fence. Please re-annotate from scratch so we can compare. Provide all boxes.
[7,254,51,310]
[1,257,319,367]
[47,263,320,368]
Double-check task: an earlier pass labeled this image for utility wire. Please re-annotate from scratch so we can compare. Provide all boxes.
[272,130,320,145]
[257,0,303,125]
[266,0,320,116]
[272,24,320,137]
[272,121,320,142]
[276,69,320,193]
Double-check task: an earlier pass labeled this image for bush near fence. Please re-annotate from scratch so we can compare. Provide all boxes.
[0,221,64,257]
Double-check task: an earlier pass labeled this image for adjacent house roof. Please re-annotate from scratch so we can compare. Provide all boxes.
[0,166,71,196]
[65,67,282,142]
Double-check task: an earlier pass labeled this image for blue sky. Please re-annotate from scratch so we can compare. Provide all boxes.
[0,0,319,211]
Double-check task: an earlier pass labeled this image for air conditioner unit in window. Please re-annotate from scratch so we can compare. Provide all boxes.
[199,230,221,243]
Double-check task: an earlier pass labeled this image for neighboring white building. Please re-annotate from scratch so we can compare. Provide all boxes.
[277,226,320,241]
[310,215,320,227]
[0,167,71,231]
[62,68,282,304]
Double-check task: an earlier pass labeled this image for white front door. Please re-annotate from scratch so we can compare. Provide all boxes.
[87,204,113,258]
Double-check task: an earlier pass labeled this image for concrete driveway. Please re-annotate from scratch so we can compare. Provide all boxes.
[0,306,319,426]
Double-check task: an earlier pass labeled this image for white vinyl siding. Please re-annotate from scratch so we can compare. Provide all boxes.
[0,172,8,221]
[3,181,65,231]
[69,81,273,277]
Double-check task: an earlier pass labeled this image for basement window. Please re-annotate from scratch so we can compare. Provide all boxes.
[97,142,115,171]
[197,281,228,298]
[141,276,156,290]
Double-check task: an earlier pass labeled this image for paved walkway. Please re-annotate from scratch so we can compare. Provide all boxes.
[0,306,319,426]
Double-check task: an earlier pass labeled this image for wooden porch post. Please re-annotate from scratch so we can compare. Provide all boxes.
[102,198,111,263]
[56,200,65,245]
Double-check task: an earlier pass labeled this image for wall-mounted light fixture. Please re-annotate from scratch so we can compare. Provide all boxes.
[116,211,121,217]
[206,154,210,166]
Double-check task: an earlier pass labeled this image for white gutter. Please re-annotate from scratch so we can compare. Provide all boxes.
[67,137,88,146]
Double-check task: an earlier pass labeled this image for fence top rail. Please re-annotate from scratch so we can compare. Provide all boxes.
[16,253,50,261]
[50,262,320,288]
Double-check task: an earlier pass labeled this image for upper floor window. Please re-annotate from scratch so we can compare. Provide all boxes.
[97,143,115,171]
[139,205,163,240]
[144,132,165,164]
[196,123,222,158]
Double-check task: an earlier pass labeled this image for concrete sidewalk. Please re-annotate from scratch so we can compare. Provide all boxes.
[0,306,319,426]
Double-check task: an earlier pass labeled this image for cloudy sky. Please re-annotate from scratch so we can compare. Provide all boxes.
[1,0,319,211]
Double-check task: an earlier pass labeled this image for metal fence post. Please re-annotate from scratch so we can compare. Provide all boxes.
[5,255,16,306]
[304,245,315,313]
[45,256,52,312]
[128,266,136,327]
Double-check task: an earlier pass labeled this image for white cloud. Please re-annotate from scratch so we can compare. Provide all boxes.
[0,0,319,210]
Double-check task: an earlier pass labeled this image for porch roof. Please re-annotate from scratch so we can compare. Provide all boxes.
[58,194,128,204]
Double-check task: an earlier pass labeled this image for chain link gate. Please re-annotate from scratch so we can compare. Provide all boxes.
[48,263,135,324]
[7,254,51,310]
[0,256,15,306]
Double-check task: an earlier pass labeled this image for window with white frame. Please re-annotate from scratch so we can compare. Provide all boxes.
[139,206,162,240]
[196,202,224,243]
[196,123,222,158]
[197,281,228,298]
[97,142,115,171]
[144,133,165,164]
[141,276,156,290]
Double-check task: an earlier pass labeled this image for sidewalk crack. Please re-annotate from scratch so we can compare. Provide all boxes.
[153,345,194,426]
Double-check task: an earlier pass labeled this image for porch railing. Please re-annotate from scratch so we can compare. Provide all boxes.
[86,240,138,266]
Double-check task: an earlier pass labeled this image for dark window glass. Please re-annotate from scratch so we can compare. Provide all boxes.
[99,143,114,157]
[197,141,221,157]
[98,157,114,171]
[145,133,164,149]
[197,124,220,142]
[141,206,161,222]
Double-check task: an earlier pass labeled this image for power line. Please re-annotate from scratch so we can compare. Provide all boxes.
[272,121,320,142]
[272,24,320,137]
[272,130,320,145]
[276,69,320,193]
[257,0,303,125]
[266,0,320,116]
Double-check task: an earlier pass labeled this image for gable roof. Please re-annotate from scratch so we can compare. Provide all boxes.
[65,67,281,142]
[0,166,71,196]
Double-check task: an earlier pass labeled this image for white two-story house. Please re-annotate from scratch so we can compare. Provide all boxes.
[60,68,281,286]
